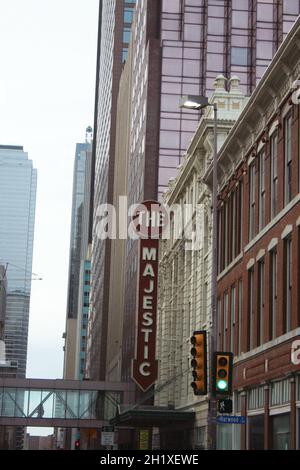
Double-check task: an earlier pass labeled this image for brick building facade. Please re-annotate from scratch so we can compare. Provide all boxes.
[205,17,300,449]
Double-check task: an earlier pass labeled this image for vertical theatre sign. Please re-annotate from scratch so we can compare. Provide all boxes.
[132,201,167,392]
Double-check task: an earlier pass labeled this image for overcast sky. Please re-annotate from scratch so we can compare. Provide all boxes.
[0,0,99,381]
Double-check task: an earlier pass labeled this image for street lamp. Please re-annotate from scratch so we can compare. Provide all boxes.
[180,95,218,450]
[179,95,210,110]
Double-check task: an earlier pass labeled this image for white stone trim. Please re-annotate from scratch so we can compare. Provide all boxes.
[296,215,300,226]
[247,258,255,270]
[247,409,264,416]
[269,119,279,137]
[269,405,291,416]
[247,154,255,166]
[257,140,265,153]
[233,328,300,364]
[282,100,292,118]
[217,252,243,282]
[268,238,278,251]
[245,193,300,253]
[256,249,265,261]
[281,224,293,240]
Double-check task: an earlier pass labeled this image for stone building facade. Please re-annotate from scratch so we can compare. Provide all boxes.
[155,76,247,449]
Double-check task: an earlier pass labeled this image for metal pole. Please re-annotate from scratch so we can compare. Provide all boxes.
[208,103,218,450]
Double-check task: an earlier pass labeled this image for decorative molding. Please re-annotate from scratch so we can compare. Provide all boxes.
[282,100,292,118]
[269,405,291,416]
[256,249,265,261]
[247,154,255,166]
[245,193,300,253]
[268,238,278,251]
[247,258,255,270]
[281,224,293,240]
[280,60,292,76]
[257,139,266,153]
[268,120,279,137]
[234,328,300,365]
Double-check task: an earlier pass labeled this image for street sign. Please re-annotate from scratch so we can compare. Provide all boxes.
[101,432,115,446]
[132,201,163,392]
[217,415,246,425]
[102,426,114,433]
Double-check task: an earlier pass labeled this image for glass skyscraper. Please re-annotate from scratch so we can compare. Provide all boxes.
[89,0,300,390]
[63,141,91,380]
[0,265,7,341]
[0,145,37,378]
[66,143,90,321]
[157,0,300,197]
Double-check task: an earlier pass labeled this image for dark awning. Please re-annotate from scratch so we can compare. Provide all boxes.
[110,405,195,427]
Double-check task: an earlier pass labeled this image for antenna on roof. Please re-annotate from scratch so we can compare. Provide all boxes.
[85,126,93,144]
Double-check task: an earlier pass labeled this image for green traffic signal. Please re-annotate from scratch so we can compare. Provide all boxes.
[217,379,227,391]
[212,352,233,396]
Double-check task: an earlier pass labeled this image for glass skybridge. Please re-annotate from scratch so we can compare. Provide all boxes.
[0,378,134,428]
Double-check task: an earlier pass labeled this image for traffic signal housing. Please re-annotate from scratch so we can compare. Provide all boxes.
[212,352,233,396]
[190,330,207,395]
[218,398,233,414]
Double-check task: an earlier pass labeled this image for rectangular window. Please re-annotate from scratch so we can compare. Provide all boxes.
[248,268,254,350]
[248,386,264,410]
[258,151,265,231]
[238,279,243,355]
[194,427,206,451]
[228,194,233,264]
[231,286,236,354]
[270,249,278,340]
[298,228,300,327]
[123,27,132,44]
[224,291,228,350]
[249,163,256,240]
[284,114,292,204]
[237,182,243,254]
[231,191,236,261]
[270,132,278,218]
[248,415,264,450]
[271,414,290,450]
[124,8,134,23]
[217,209,222,274]
[284,237,292,333]
[217,298,222,350]
[258,260,265,346]
[224,202,229,267]
[231,47,249,66]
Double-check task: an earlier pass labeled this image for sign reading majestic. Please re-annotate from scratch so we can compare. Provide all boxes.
[132,201,166,391]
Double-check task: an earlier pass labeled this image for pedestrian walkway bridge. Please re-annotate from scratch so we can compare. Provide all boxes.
[0,377,134,428]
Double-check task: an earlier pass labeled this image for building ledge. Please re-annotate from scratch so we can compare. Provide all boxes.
[110,405,195,427]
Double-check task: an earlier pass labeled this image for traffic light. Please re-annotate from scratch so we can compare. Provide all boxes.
[212,352,233,396]
[190,330,207,395]
[75,439,80,450]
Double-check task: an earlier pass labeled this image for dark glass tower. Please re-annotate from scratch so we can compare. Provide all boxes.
[89,0,300,390]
